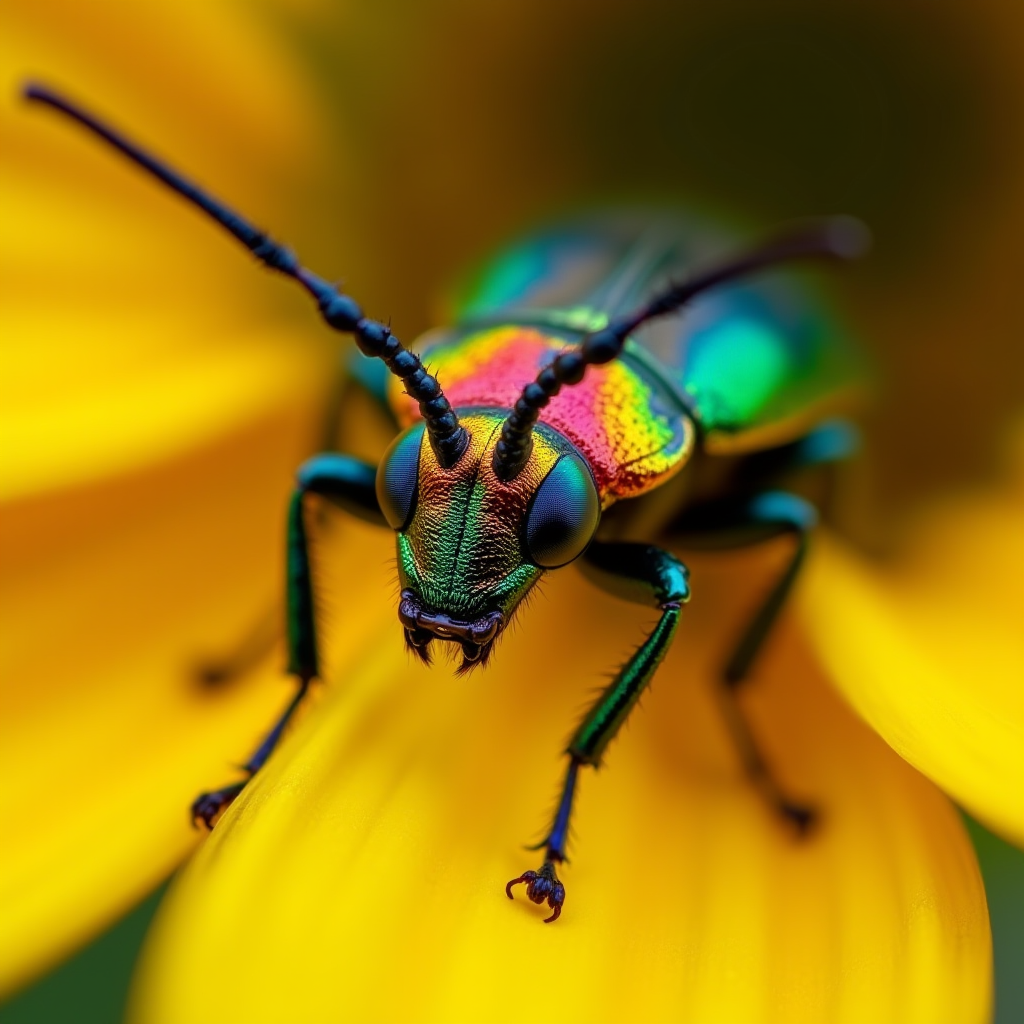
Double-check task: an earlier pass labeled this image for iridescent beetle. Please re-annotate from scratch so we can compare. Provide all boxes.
[27,85,868,924]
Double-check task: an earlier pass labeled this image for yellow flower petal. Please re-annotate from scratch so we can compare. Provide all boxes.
[800,442,1024,847]
[1,0,323,498]
[0,364,317,995]
[131,539,991,1024]
[0,0,337,993]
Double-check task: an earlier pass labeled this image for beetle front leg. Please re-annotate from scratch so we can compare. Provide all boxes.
[506,758,579,922]
[507,542,689,922]
[195,386,396,686]
[192,453,385,829]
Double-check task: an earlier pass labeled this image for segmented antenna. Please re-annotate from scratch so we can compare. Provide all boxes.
[492,218,870,480]
[23,83,469,468]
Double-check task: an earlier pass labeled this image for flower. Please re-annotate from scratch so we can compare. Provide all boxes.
[3,0,1022,1021]
[802,462,1024,849]
[0,0,337,995]
[127,500,1002,1023]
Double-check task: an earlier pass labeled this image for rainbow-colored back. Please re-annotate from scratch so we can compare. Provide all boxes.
[387,212,863,484]
[389,324,694,506]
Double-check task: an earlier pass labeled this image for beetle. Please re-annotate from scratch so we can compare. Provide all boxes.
[26,83,867,924]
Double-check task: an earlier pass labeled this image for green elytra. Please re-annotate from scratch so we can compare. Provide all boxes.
[26,85,867,925]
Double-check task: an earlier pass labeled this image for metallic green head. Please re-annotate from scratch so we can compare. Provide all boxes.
[376,409,600,669]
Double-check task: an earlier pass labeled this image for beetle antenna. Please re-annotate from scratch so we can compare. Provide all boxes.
[23,82,469,468]
[492,217,869,480]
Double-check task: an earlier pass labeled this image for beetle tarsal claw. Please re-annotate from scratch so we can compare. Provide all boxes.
[191,781,246,831]
[505,860,565,923]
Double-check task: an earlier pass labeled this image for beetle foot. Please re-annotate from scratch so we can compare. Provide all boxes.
[191,781,246,830]
[778,799,817,837]
[506,859,565,923]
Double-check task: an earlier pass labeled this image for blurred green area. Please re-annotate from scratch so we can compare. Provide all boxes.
[967,820,1024,1024]
[3,823,1022,1024]
[0,887,164,1024]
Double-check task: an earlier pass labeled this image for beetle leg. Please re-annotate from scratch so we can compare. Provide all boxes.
[735,420,861,524]
[672,490,820,833]
[192,678,311,828]
[192,453,385,829]
[506,758,578,923]
[740,419,861,487]
[195,381,395,686]
[507,542,689,921]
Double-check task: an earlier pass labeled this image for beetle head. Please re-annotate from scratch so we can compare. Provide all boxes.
[376,410,600,670]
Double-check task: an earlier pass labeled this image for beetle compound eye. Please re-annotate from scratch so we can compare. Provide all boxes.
[525,452,600,568]
[376,423,426,530]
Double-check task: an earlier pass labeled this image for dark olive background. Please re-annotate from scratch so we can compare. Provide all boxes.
[4,1,1021,1020]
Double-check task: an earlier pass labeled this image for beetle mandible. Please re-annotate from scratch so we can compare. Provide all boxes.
[26,83,868,924]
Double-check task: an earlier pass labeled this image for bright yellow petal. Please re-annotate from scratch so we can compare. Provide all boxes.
[0,0,325,500]
[800,437,1024,847]
[0,359,322,995]
[0,0,338,993]
[131,540,991,1024]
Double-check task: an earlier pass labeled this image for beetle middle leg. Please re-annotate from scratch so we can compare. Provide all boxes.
[507,541,689,921]
[661,418,860,830]
[671,490,821,832]
[194,374,393,687]
[192,452,386,828]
